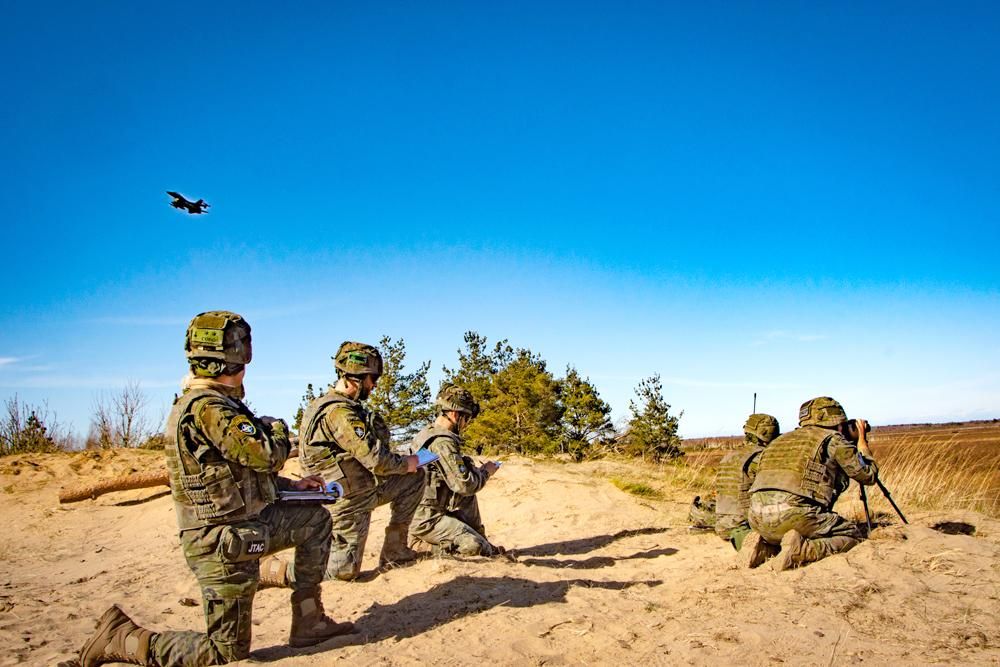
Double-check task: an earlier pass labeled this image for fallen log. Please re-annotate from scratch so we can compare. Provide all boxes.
[59,470,170,504]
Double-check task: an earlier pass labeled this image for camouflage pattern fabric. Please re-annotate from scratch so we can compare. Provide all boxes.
[747,422,876,566]
[297,388,422,580]
[750,425,878,507]
[743,413,780,444]
[165,378,285,531]
[152,378,332,665]
[321,472,424,580]
[299,390,411,493]
[412,491,493,555]
[724,523,753,551]
[687,495,717,529]
[185,311,252,365]
[152,503,331,665]
[748,490,864,562]
[798,396,848,428]
[434,383,480,416]
[408,426,496,556]
[713,443,766,549]
[333,341,383,377]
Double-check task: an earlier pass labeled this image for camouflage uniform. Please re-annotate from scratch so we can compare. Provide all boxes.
[408,425,498,555]
[713,414,779,551]
[69,311,349,667]
[713,445,765,550]
[152,376,334,664]
[299,386,423,580]
[748,397,877,567]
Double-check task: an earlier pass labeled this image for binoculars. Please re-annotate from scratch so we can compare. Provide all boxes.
[844,419,871,441]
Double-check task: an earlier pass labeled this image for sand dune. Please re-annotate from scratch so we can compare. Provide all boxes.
[1,449,998,665]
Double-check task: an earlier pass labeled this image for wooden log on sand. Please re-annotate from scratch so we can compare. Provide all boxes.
[59,470,170,503]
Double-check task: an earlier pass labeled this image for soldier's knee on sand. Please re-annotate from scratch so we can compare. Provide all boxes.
[215,641,251,664]
[454,534,492,556]
[326,555,362,582]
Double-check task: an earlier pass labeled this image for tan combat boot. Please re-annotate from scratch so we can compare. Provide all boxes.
[771,529,807,571]
[736,530,771,569]
[78,605,156,666]
[378,522,419,567]
[258,555,290,589]
[289,587,356,648]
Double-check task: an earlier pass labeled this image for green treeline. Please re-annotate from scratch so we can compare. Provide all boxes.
[298,331,684,462]
[2,331,684,461]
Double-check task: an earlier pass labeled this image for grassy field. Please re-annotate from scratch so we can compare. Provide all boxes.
[679,419,1000,518]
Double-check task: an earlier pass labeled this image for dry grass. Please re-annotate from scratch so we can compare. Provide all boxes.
[684,421,1000,519]
[654,455,717,493]
[610,477,662,499]
[867,430,1000,519]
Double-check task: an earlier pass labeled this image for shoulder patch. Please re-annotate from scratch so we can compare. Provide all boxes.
[458,463,467,473]
[232,415,257,436]
[354,426,365,438]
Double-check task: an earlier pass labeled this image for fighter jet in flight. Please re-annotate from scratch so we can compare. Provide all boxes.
[166,191,210,214]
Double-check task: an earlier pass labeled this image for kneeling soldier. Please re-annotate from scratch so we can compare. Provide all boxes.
[714,413,779,551]
[408,384,504,556]
[292,342,422,582]
[69,311,352,667]
[743,396,877,570]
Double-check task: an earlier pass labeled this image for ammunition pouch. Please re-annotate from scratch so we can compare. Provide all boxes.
[181,464,247,522]
[165,387,275,531]
[801,459,836,507]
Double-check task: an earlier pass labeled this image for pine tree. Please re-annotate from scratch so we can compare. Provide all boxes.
[292,383,319,432]
[441,331,513,405]
[624,374,683,461]
[22,411,56,453]
[465,349,563,456]
[367,336,433,443]
[559,366,614,460]
[1,396,61,455]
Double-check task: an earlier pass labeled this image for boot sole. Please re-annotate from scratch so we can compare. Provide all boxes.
[771,530,805,571]
[736,532,767,569]
[289,622,357,647]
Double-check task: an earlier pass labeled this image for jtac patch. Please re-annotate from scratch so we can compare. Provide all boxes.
[232,416,257,436]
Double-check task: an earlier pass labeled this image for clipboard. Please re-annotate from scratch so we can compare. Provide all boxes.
[277,480,344,504]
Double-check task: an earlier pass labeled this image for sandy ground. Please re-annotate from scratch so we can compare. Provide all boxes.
[1,449,999,666]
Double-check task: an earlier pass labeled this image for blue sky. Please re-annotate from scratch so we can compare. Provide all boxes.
[1,2,998,438]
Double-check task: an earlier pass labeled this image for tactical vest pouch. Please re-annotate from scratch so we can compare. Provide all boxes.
[801,460,833,506]
[219,523,270,563]
[194,464,247,521]
[422,472,442,503]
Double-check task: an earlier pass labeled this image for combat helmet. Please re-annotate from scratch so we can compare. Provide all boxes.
[744,413,780,444]
[435,383,480,417]
[798,396,848,428]
[334,341,383,377]
[185,311,252,365]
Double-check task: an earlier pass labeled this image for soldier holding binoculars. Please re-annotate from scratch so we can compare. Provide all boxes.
[738,397,879,570]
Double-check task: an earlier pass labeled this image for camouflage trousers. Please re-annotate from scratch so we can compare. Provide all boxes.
[321,470,424,581]
[149,502,331,666]
[714,514,751,551]
[748,490,864,565]
[410,493,494,556]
